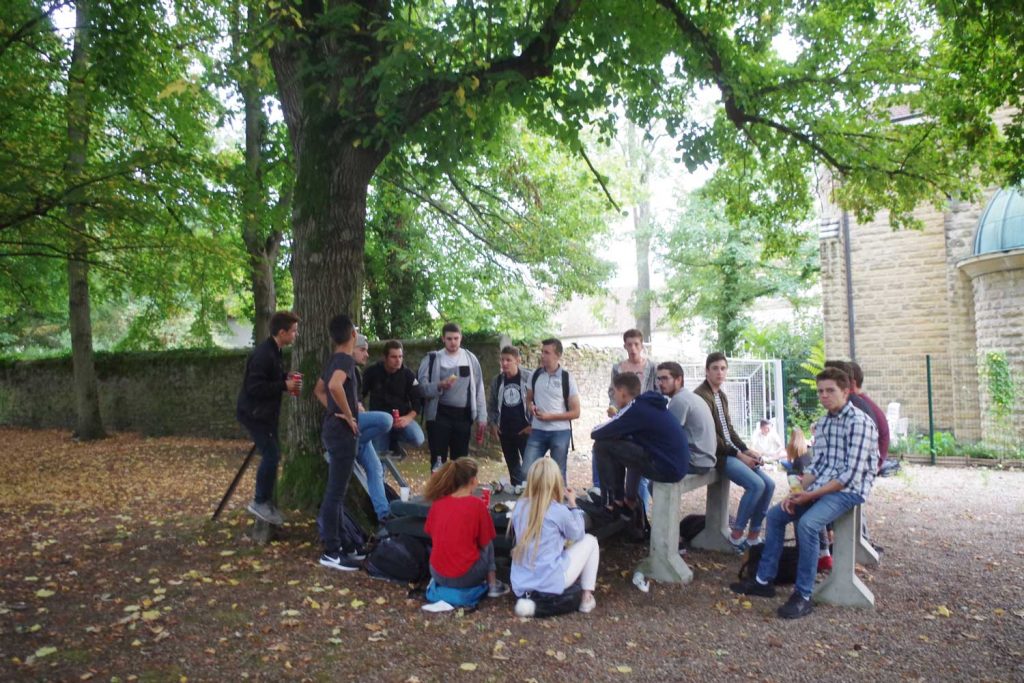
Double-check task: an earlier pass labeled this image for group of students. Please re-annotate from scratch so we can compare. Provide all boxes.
[237,313,883,620]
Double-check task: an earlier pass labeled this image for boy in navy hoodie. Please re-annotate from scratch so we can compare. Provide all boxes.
[592,374,690,517]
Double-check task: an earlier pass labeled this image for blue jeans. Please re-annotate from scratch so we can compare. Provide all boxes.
[358,412,394,521]
[372,419,426,454]
[723,457,776,533]
[757,491,864,598]
[242,423,279,504]
[522,429,572,481]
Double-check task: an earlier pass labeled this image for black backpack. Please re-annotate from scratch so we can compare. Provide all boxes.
[364,534,430,584]
[530,367,575,449]
[521,582,583,618]
[341,510,367,554]
[739,542,799,585]
[679,514,706,546]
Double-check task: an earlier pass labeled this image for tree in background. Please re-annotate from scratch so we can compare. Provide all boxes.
[737,317,824,433]
[660,190,818,355]
[220,0,293,343]
[0,0,238,436]
[363,120,613,341]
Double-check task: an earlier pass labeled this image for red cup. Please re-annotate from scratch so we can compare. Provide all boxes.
[481,488,491,508]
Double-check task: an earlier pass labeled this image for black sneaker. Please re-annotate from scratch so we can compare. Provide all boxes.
[777,592,814,619]
[319,553,361,572]
[729,578,776,598]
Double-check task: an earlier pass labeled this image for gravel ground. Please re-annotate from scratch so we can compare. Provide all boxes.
[0,429,1022,682]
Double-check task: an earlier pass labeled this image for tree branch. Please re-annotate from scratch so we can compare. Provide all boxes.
[397,0,583,132]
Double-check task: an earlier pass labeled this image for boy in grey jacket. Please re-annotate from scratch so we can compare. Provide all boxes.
[417,322,487,471]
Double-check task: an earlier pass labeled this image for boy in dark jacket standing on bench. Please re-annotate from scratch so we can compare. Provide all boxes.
[591,374,690,520]
[235,311,301,526]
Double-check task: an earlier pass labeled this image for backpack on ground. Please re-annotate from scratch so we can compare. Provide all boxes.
[530,367,575,449]
[341,509,367,553]
[739,541,798,585]
[364,534,430,584]
[679,514,706,545]
[520,582,583,618]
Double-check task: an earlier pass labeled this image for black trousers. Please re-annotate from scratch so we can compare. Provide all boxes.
[498,429,529,485]
[427,405,472,464]
[593,439,671,506]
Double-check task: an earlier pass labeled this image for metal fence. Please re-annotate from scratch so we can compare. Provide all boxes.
[856,351,1024,465]
[680,359,785,442]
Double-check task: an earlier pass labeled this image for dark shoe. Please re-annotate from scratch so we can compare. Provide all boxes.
[777,592,814,619]
[247,500,284,526]
[730,578,776,598]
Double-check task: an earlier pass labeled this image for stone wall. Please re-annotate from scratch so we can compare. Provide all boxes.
[819,201,968,434]
[0,340,504,439]
[969,260,1024,444]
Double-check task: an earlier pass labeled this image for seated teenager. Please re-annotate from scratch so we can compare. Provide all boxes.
[591,374,690,522]
[511,457,599,617]
[731,368,879,619]
[423,458,509,599]
[694,352,776,553]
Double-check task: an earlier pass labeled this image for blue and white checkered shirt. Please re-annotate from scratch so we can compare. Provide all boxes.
[807,401,879,499]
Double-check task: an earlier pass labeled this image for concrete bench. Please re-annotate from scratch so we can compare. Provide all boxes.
[814,504,879,607]
[636,471,880,606]
[634,469,732,584]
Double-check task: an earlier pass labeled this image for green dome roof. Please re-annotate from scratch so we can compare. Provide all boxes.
[975,186,1024,255]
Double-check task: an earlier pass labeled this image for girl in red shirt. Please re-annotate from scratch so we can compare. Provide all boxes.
[424,458,509,597]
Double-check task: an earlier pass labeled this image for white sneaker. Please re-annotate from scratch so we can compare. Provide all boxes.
[514,598,536,618]
[578,594,597,614]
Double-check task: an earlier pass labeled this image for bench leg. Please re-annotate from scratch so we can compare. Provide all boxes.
[635,483,693,584]
[814,506,874,608]
[691,476,734,553]
[856,506,880,567]
[247,518,276,545]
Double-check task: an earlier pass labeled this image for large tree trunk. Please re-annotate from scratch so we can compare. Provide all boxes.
[64,0,104,440]
[273,48,386,508]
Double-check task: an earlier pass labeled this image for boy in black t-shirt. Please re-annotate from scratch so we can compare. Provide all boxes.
[486,346,533,487]
[313,314,362,571]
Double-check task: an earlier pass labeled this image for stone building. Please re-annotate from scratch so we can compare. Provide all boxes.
[819,176,1024,451]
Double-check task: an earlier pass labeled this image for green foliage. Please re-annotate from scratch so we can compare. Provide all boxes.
[660,191,818,354]
[363,119,615,340]
[983,351,1016,420]
[928,0,1024,187]
[738,318,824,433]
[799,341,828,391]
[0,0,245,354]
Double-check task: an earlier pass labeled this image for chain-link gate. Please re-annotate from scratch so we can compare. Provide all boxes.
[680,359,785,441]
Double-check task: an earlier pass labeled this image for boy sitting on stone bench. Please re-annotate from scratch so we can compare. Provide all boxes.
[731,367,879,619]
[590,374,690,526]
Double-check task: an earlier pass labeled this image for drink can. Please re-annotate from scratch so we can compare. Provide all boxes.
[289,371,302,396]
[481,487,491,508]
[392,409,400,422]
